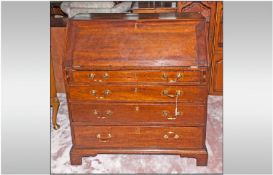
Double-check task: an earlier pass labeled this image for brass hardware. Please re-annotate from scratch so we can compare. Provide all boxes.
[88,72,109,82]
[105,110,113,116]
[88,73,95,80]
[90,90,97,95]
[162,90,182,98]
[162,110,168,117]
[162,73,168,79]
[176,73,183,79]
[135,106,140,111]
[96,133,112,142]
[103,73,109,79]
[163,131,180,139]
[134,87,138,93]
[93,109,99,115]
[162,110,182,120]
[93,109,112,119]
[162,72,184,83]
[104,90,111,96]
[90,90,111,99]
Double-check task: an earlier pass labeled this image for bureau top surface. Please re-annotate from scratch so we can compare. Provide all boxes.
[70,12,205,21]
[66,12,208,69]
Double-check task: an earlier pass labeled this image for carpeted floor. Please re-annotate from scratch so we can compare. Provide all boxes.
[51,93,223,174]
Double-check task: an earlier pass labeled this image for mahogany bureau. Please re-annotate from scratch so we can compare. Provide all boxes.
[64,13,209,166]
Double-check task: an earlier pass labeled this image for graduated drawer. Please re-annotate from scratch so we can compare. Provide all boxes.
[73,126,204,149]
[70,103,206,126]
[69,70,204,84]
[68,85,207,103]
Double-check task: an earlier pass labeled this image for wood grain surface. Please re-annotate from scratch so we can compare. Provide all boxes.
[73,126,204,149]
[70,102,206,126]
[68,85,208,102]
[64,12,209,166]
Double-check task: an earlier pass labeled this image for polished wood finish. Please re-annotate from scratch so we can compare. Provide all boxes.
[50,9,66,126]
[177,1,223,95]
[51,2,223,95]
[70,69,205,84]
[211,51,223,94]
[67,14,207,68]
[50,27,67,93]
[210,2,223,95]
[177,2,217,62]
[64,13,209,166]
[70,102,206,126]
[50,56,60,130]
[73,126,204,148]
[68,85,207,102]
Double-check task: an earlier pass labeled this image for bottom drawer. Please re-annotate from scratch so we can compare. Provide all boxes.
[73,126,204,149]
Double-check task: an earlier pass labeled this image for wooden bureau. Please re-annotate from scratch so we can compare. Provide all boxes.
[64,13,209,166]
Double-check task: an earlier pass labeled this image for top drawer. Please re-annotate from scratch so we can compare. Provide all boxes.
[69,70,207,84]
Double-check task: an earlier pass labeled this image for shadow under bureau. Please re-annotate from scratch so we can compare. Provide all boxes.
[64,13,209,166]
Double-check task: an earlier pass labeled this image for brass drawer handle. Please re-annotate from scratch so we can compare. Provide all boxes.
[96,133,112,142]
[87,72,109,82]
[88,73,96,80]
[90,90,97,95]
[104,89,111,96]
[90,90,111,99]
[163,131,180,139]
[162,72,183,83]
[103,73,109,79]
[93,109,113,119]
[162,110,182,120]
[162,90,182,98]
[105,110,113,115]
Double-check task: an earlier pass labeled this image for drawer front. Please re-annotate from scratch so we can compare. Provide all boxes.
[70,70,203,84]
[70,103,206,126]
[68,85,207,102]
[73,126,204,149]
